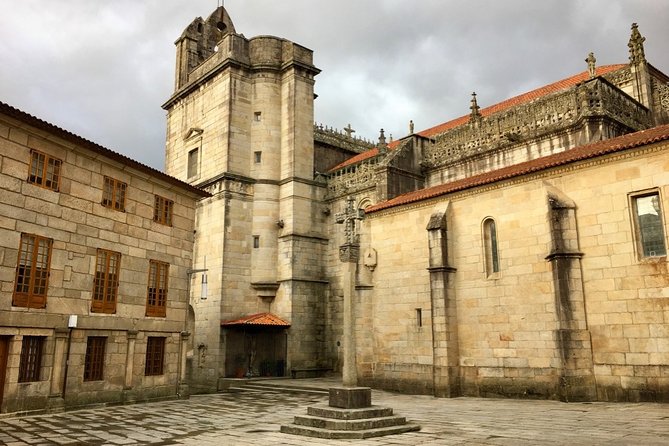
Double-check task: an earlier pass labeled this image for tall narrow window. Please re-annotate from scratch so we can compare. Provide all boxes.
[415,308,423,327]
[254,111,262,122]
[483,218,500,277]
[13,234,53,308]
[27,150,62,191]
[187,148,199,178]
[254,151,262,163]
[84,337,106,381]
[92,249,121,314]
[101,176,127,211]
[253,235,260,249]
[19,336,44,382]
[145,337,165,376]
[147,260,169,317]
[632,192,667,257]
[153,195,174,226]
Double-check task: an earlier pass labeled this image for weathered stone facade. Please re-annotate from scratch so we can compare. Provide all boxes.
[3,7,669,414]
[0,102,206,413]
[162,9,669,402]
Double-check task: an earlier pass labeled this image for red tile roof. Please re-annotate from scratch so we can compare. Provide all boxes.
[365,123,669,214]
[328,65,626,173]
[0,101,210,197]
[221,312,291,327]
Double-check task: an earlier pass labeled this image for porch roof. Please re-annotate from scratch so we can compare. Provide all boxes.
[221,312,291,327]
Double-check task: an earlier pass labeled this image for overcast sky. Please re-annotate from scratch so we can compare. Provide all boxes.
[1,0,667,170]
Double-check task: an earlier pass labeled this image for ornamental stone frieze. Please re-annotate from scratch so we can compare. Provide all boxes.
[578,78,652,130]
[315,124,375,154]
[424,77,651,169]
[655,81,669,112]
[326,160,379,199]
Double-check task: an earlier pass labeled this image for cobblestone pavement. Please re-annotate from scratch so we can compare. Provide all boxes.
[0,378,667,445]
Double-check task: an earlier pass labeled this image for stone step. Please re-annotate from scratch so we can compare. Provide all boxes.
[242,383,329,395]
[293,414,407,430]
[280,423,421,439]
[307,404,393,420]
[222,379,330,395]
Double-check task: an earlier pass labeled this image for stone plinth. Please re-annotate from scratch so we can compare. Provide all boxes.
[329,386,371,409]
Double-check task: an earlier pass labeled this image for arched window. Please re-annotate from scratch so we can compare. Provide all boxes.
[483,218,500,277]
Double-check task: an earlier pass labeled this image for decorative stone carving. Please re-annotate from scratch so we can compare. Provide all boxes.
[314,125,374,154]
[628,23,646,65]
[657,82,669,112]
[424,77,651,169]
[327,161,379,198]
[363,248,377,272]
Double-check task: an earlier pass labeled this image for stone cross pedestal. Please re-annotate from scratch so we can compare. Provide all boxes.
[280,196,420,438]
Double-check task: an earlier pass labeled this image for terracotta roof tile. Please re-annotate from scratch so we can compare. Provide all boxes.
[365,123,669,214]
[221,312,291,327]
[0,101,210,197]
[328,65,626,173]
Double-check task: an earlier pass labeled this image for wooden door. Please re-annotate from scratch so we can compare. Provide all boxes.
[0,336,9,409]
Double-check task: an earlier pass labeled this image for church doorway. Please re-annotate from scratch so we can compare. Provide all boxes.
[221,313,290,378]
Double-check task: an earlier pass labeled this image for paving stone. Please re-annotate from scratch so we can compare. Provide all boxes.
[0,378,666,445]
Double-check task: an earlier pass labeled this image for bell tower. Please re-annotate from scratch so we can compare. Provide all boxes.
[163,6,324,392]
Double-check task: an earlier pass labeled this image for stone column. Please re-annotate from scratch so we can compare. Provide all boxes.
[546,188,596,401]
[122,330,138,403]
[340,243,359,387]
[179,331,190,398]
[426,208,459,397]
[47,328,69,411]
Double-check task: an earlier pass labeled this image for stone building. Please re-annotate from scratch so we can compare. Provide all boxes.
[2,5,669,413]
[0,101,208,413]
[163,7,669,402]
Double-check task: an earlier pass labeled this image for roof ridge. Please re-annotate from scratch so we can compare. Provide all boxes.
[328,64,627,173]
[366,123,669,214]
[0,100,210,197]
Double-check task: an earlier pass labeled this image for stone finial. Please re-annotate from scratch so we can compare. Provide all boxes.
[344,123,356,138]
[378,128,388,154]
[628,23,646,65]
[409,120,415,134]
[470,92,481,120]
[586,52,597,78]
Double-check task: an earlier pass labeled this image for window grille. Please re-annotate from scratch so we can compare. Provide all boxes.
[28,150,62,191]
[18,336,44,382]
[146,260,169,317]
[92,249,121,314]
[101,176,127,211]
[632,192,667,257]
[145,337,165,376]
[13,234,53,308]
[153,195,174,226]
[84,337,106,381]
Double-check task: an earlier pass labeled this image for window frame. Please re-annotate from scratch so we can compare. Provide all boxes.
[630,190,667,259]
[187,147,199,179]
[145,337,166,376]
[92,249,121,314]
[146,260,169,317]
[84,337,106,381]
[101,176,127,212]
[153,195,174,226]
[27,149,62,191]
[13,233,53,309]
[482,217,500,278]
[18,336,44,383]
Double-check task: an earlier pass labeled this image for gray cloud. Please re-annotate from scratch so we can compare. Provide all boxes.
[1,0,667,169]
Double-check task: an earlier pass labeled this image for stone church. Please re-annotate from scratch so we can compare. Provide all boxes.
[165,7,669,402]
[1,6,669,413]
